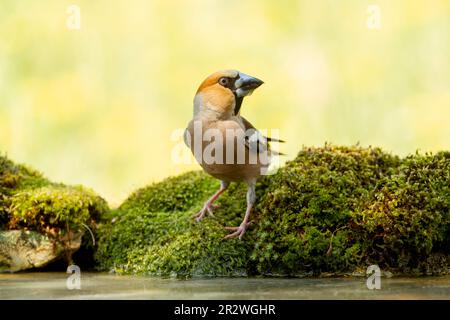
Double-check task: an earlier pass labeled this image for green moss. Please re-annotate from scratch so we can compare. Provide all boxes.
[7,146,445,276]
[1,155,50,228]
[248,144,401,275]
[96,144,450,276]
[353,151,450,274]
[97,210,248,276]
[96,172,249,276]
[120,171,219,212]
[8,185,108,236]
[0,154,109,264]
[0,155,49,194]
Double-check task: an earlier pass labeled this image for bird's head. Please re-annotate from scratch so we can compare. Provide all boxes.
[194,70,263,117]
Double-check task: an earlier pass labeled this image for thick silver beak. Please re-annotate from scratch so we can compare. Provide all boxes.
[234,72,264,97]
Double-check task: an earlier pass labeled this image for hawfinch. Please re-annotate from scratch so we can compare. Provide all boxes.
[184,70,283,240]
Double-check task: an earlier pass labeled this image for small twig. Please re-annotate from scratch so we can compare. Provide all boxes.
[82,223,96,246]
[326,225,348,256]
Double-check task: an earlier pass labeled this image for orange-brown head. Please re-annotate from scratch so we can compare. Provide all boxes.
[194,70,263,118]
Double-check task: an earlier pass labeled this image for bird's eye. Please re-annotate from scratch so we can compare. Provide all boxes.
[219,77,229,86]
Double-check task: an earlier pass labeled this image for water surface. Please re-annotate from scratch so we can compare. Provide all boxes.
[1,272,450,300]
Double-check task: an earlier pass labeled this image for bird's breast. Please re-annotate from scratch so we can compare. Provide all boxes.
[186,118,268,182]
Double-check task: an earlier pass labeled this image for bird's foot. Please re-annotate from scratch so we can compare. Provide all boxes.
[192,202,219,222]
[223,221,251,240]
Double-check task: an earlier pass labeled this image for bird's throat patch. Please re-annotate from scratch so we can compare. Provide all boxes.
[234,96,243,115]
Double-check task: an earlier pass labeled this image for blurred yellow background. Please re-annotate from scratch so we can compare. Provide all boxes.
[1,0,449,205]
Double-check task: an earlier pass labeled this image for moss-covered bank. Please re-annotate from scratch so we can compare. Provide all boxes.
[95,145,450,277]
[0,155,108,270]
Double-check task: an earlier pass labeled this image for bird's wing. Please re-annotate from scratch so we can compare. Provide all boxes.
[239,116,285,156]
[240,116,285,143]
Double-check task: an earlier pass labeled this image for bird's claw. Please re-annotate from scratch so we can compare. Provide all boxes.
[193,202,217,222]
[223,222,251,240]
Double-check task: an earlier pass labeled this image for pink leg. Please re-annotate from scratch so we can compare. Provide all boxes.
[193,181,229,222]
[224,180,256,240]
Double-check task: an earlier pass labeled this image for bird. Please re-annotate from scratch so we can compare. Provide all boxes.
[184,70,284,240]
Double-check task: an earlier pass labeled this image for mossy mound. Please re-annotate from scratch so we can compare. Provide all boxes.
[96,172,249,276]
[353,152,450,274]
[0,156,49,227]
[121,171,219,213]
[249,145,402,275]
[95,144,450,276]
[0,154,108,268]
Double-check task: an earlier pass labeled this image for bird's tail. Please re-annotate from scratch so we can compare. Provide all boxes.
[266,137,286,143]
[266,137,286,156]
[269,150,286,156]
